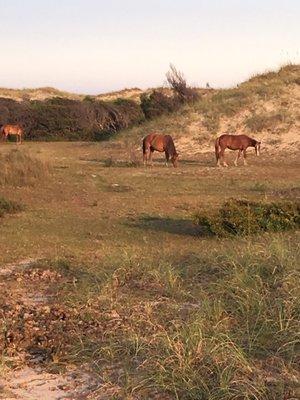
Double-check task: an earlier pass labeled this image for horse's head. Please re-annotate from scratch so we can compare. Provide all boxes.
[171,152,179,168]
[255,141,261,156]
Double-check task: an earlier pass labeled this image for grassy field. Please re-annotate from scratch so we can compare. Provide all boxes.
[0,141,299,399]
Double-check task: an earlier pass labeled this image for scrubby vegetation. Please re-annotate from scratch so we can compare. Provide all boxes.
[140,65,199,119]
[245,110,292,133]
[194,199,300,236]
[0,97,144,141]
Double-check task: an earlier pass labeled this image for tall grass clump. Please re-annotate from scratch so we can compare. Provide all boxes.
[0,149,49,186]
[7,235,299,399]
[193,88,251,133]
[245,110,292,133]
[0,196,23,217]
[145,237,300,399]
[194,199,300,236]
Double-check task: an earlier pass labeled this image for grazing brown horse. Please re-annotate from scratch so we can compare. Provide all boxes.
[215,134,261,167]
[0,124,24,144]
[143,133,179,167]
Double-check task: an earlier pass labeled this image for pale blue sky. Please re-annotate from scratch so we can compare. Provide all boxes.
[0,0,299,94]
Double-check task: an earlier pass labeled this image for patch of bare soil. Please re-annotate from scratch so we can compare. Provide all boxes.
[1,367,96,400]
[0,260,99,400]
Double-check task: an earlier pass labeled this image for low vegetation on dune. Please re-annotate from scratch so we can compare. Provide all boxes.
[0,86,83,102]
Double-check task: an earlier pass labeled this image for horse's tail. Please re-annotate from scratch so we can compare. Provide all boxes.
[215,137,221,161]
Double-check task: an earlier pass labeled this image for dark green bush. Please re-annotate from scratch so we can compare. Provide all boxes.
[0,197,23,217]
[194,199,300,236]
[140,90,181,119]
[0,97,144,141]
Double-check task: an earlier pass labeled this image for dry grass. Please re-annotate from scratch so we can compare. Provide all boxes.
[0,149,50,187]
[0,197,23,217]
[245,110,293,133]
[0,86,83,102]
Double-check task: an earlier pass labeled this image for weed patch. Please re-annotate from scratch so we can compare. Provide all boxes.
[245,110,292,132]
[194,199,300,236]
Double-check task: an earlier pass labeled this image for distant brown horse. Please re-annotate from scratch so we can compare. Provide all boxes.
[143,133,179,167]
[215,134,261,167]
[0,124,24,144]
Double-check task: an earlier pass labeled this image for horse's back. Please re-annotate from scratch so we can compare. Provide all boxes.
[218,133,252,148]
[2,124,23,134]
[143,133,176,149]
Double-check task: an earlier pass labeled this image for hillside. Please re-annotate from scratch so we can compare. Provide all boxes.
[0,64,299,152]
[0,87,84,102]
[119,64,300,156]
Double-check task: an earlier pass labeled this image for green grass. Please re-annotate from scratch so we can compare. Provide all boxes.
[0,142,299,399]
[40,234,299,399]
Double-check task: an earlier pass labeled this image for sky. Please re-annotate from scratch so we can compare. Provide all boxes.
[0,0,299,94]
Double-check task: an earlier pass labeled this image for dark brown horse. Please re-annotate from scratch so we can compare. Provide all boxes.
[143,133,179,167]
[215,134,261,167]
[0,124,24,144]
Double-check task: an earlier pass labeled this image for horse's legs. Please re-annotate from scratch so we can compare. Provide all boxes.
[143,150,148,166]
[220,148,228,167]
[234,150,241,166]
[148,149,154,166]
[216,149,221,167]
[243,149,247,165]
[165,151,169,167]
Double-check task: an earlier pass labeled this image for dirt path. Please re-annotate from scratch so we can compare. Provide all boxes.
[0,259,98,400]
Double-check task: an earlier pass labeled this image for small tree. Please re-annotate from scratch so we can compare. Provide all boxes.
[166,64,199,103]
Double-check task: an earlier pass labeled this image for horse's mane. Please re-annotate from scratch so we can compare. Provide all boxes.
[165,135,177,156]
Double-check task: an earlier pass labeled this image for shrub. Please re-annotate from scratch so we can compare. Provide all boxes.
[166,64,199,103]
[0,97,144,141]
[194,199,300,236]
[140,90,181,119]
[245,111,291,132]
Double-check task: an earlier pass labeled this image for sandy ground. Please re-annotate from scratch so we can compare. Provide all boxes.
[0,260,98,400]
